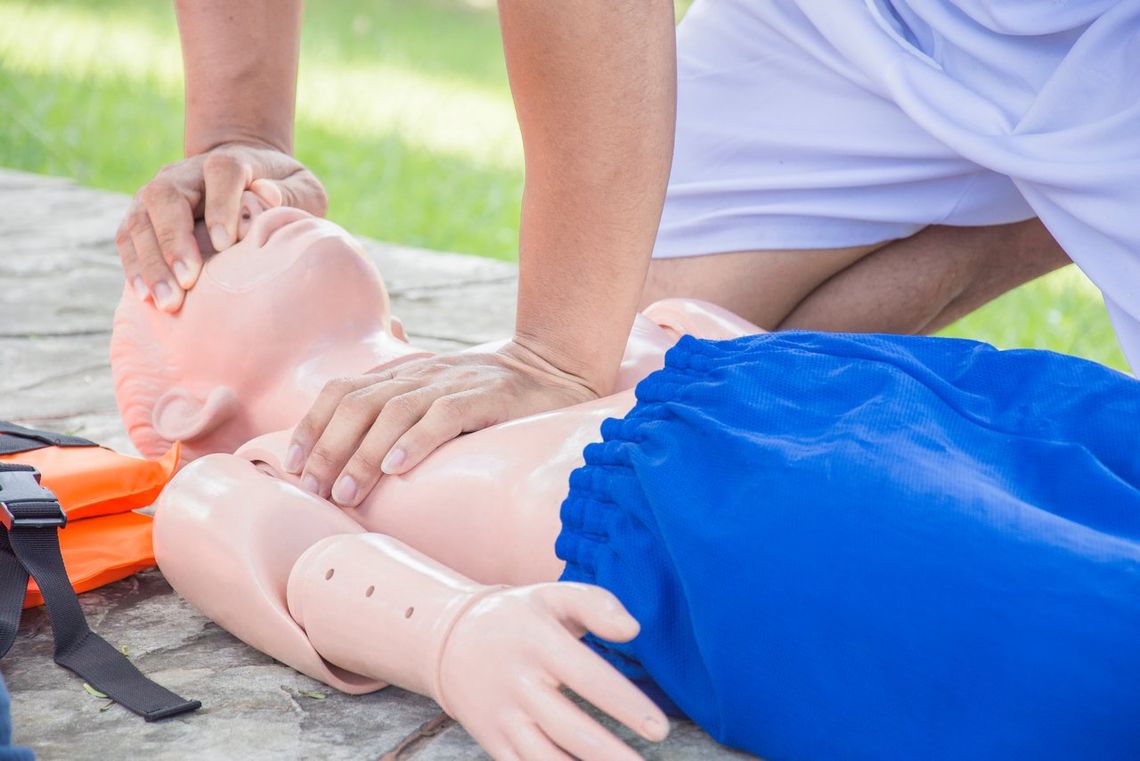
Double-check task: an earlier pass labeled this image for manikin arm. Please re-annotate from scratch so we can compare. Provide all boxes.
[153,454,383,693]
[155,455,667,759]
[290,534,668,759]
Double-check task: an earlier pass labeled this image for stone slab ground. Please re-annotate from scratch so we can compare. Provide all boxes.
[0,169,753,760]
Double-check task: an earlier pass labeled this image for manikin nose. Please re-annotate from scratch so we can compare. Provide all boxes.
[243,203,313,249]
[235,191,270,242]
[202,203,321,289]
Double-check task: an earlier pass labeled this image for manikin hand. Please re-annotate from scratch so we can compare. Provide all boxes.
[437,584,670,760]
[115,141,327,312]
[288,534,668,759]
[286,339,601,506]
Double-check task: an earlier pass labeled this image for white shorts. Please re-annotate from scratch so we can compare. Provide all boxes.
[655,0,1140,368]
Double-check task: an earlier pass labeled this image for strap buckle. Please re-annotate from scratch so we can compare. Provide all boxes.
[0,468,67,530]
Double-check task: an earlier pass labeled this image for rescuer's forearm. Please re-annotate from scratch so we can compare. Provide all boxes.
[175,0,302,156]
[500,0,677,393]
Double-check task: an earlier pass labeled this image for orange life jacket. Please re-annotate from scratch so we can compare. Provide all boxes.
[0,421,177,608]
[0,422,198,720]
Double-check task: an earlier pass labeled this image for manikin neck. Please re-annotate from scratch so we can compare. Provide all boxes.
[249,328,433,432]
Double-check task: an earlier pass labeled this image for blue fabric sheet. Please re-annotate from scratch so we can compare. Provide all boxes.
[557,332,1140,761]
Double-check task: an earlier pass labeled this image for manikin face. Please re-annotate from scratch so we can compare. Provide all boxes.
[111,207,415,460]
[188,205,397,365]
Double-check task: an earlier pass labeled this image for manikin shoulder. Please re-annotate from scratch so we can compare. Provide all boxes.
[642,298,764,341]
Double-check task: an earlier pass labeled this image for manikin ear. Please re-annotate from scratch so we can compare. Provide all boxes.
[390,315,409,343]
[152,386,239,443]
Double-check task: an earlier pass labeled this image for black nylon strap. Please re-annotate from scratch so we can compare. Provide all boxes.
[0,463,200,721]
[0,436,50,457]
[0,421,98,456]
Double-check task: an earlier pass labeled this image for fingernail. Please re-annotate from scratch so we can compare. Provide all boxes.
[300,474,320,495]
[283,444,304,473]
[172,259,194,289]
[131,276,149,301]
[642,717,666,741]
[210,224,230,252]
[153,281,178,311]
[331,475,357,505]
[381,447,405,474]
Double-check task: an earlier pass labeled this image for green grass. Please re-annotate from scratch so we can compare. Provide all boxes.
[938,267,1125,370]
[0,0,1127,371]
[0,0,524,258]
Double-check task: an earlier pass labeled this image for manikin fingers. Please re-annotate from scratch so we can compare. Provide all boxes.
[544,583,640,642]
[464,724,523,761]
[523,685,646,761]
[549,635,669,744]
[506,721,575,761]
[485,742,523,761]
[461,725,518,761]
[530,585,668,744]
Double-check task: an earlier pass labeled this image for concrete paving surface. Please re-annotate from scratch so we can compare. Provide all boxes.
[0,169,755,760]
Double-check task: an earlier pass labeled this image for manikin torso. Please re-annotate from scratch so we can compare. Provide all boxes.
[115,204,760,755]
[114,204,759,586]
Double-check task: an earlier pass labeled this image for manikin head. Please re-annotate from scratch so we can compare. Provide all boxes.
[111,201,421,463]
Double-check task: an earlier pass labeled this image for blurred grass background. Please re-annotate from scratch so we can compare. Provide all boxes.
[0,0,1126,370]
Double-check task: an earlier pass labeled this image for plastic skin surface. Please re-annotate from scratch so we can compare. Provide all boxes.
[111,201,429,464]
[125,206,761,758]
[112,202,756,466]
[290,534,668,759]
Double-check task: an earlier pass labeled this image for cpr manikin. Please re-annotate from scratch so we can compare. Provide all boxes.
[111,200,762,759]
